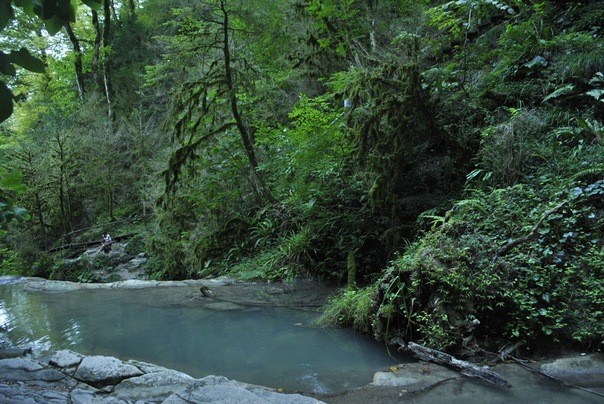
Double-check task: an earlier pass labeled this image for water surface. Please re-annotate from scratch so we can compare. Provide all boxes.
[0,278,403,393]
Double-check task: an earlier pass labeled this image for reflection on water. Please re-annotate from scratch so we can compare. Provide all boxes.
[0,278,404,393]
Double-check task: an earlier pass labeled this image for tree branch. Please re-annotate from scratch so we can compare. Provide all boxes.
[497,200,569,256]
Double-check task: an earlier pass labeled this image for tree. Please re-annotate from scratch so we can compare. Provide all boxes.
[162,0,276,204]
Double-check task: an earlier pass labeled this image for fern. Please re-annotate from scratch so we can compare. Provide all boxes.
[573,166,604,181]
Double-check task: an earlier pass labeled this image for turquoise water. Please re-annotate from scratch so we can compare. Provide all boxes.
[0,278,403,393]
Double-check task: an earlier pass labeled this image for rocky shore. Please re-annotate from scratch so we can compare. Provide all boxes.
[0,348,324,403]
[1,276,603,403]
[1,347,602,404]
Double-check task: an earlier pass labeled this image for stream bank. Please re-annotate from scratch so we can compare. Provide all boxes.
[1,277,602,403]
[1,346,602,403]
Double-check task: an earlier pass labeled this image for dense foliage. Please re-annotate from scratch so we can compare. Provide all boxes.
[1,0,602,355]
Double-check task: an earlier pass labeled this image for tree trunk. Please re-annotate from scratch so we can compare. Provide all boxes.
[91,10,102,90]
[103,0,114,119]
[63,22,85,99]
[54,134,73,235]
[219,1,276,204]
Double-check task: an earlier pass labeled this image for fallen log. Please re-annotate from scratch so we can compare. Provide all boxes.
[393,339,511,388]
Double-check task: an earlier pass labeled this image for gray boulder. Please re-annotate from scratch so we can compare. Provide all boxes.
[74,355,144,386]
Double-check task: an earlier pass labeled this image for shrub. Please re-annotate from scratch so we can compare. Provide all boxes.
[317,286,375,334]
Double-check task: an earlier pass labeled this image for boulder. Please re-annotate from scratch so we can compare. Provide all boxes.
[50,350,84,369]
[73,356,143,387]
[540,353,604,388]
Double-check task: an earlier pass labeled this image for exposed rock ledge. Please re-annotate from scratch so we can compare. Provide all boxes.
[18,276,336,308]
[0,349,325,403]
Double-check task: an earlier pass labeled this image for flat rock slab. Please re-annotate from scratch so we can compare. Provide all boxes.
[540,353,604,390]
[371,362,459,389]
[0,357,44,372]
[163,376,323,404]
[50,350,84,369]
[74,356,144,386]
[112,368,196,401]
[540,353,604,388]
[19,276,336,308]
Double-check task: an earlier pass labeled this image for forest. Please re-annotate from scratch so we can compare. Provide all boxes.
[0,0,603,358]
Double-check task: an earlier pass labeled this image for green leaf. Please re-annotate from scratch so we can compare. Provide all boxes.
[0,52,17,76]
[542,84,575,103]
[0,81,13,123]
[39,0,76,21]
[0,170,26,194]
[13,207,30,222]
[0,1,14,31]
[524,55,547,68]
[14,0,40,17]
[585,89,604,102]
[81,0,103,11]
[43,15,65,35]
[10,48,46,73]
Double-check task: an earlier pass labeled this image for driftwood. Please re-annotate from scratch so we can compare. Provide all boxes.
[394,339,511,388]
[497,200,569,256]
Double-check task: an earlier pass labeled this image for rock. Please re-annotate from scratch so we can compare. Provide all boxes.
[112,369,195,401]
[200,285,215,298]
[540,353,604,388]
[0,350,327,403]
[73,356,143,386]
[0,383,69,403]
[371,371,419,387]
[109,280,157,289]
[70,388,129,404]
[49,350,84,369]
[369,362,458,392]
[204,301,245,311]
[0,347,31,359]
[0,358,67,384]
[0,358,44,372]
[163,376,324,404]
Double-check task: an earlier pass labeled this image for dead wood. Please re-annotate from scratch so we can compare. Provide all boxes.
[394,339,511,388]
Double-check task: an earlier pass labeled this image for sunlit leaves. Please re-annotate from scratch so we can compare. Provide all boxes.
[0,0,101,122]
[0,168,29,223]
